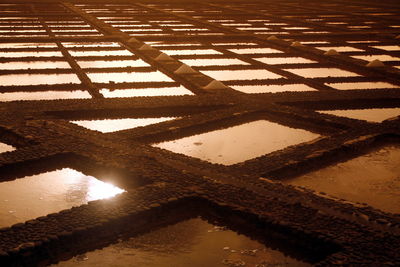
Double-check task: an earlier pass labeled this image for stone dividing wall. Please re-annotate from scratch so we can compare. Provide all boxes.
[0,0,399,265]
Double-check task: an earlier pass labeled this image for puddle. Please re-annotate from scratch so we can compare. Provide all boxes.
[284,68,360,78]
[0,142,14,153]
[211,42,257,46]
[300,41,330,45]
[0,73,80,86]
[282,27,311,30]
[236,27,270,31]
[62,42,120,48]
[254,57,317,64]
[352,55,400,62]
[172,28,209,31]
[0,43,57,49]
[124,28,164,32]
[161,49,222,55]
[0,90,91,101]
[181,58,249,66]
[316,46,363,52]
[77,59,149,68]
[154,120,320,165]
[348,26,371,29]
[0,168,124,228]
[88,72,172,83]
[0,51,63,58]
[69,50,133,57]
[100,86,193,97]
[221,23,252,26]
[149,42,201,47]
[319,108,400,122]
[346,40,379,44]
[232,84,316,93]
[228,48,283,54]
[159,23,194,26]
[304,31,330,34]
[55,218,309,267]
[71,117,177,133]
[202,69,283,81]
[286,145,400,214]
[0,61,70,70]
[264,23,288,25]
[326,82,399,90]
[371,46,400,51]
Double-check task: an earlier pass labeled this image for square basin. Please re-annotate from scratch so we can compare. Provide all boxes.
[319,108,400,122]
[154,120,320,165]
[100,86,193,97]
[72,117,177,133]
[285,144,400,214]
[55,218,310,267]
[0,168,125,228]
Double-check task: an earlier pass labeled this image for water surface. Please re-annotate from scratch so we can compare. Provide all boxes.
[78,59,149,68]
[228,48,283,54]
[0,61,70,70]
[0,168,124,228]
[326,82,399,90]
[154,120,320,165]
[232,84,316,93]
[55,218,309,267]
[255,57,316,64]
[88,72,172,83]
[0,73,80,86]
[284,68,360,78]
[286,145,400,214]
[319,108,400,122]
[72,117,177,133]
[100,86,193,97]
[0,90,90,101]
[181,58,249,66]
[0,142,14,153]
[202,69,283,81]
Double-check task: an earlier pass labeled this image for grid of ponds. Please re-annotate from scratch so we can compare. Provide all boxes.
[0,0,400,266]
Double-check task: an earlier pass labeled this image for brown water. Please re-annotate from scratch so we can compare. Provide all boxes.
[286,145,400,214]
[77,59,149,68]
[0,51,62,57]
[352,55,400,62]
[202,69,283,81]
[319,108,400,122]
[0,168,124,228]
[72,117,177,133]
[0,61,71,70]
[154,120,320,165]
[55,218,309,267]
[0,73,80,86]
[316,46,363,52]
[0,142,14,153]
[181,58,249,66]
[284,68,360,78]
[326,82,399,90]
[69,50,133,57]
[228,48,283,54]
[87,72,173,83]
[0,90,91,101]
[100,87,193,97]
[254,57,316,64]
[161,49,222,55]
[371,45,400,51]
[232,84,315,93]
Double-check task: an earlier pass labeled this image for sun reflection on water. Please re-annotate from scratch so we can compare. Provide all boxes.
[87,178,125,201]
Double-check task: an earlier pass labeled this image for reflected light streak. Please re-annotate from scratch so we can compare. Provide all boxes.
[87,178,125,201]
